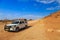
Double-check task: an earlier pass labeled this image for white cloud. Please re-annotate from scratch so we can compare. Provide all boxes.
[38,0,60,10]
[36,0,60,4]
[35,0,60,10]
[56,0,60,4]
[46,7,54,10]
[36,0,55,4]
[46,5,60,10]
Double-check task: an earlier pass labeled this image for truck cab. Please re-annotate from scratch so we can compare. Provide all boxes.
[4,19,28,32]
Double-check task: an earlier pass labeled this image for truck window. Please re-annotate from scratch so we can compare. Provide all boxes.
[20,21,24,24]
[12,21,19,24]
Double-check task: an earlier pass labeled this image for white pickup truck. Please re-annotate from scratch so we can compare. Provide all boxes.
[4,19,28,32]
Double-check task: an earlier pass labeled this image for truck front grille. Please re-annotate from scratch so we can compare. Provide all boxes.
[5,26,11,29]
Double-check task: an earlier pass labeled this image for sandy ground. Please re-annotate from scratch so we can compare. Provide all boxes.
[0,20,47,40]
[0,19,60,40]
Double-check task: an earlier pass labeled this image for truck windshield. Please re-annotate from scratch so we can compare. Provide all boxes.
[12,21,19,24]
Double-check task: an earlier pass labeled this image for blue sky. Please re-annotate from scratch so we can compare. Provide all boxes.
[0,0,60,20]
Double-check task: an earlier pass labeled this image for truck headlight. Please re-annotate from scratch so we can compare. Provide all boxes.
[10,28,13,30]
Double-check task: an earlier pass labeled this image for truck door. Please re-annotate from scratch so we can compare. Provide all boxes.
[19,21,25,29]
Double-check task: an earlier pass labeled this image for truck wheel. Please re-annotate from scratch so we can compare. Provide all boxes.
[25,25,28,28]
[15,27,20,32]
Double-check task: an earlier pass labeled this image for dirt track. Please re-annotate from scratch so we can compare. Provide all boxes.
[0,20,48,40]
[0,18,60,40]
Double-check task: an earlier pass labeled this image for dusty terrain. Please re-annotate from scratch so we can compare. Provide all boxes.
[0,11,60,40]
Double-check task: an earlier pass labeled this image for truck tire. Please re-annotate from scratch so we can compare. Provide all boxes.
[15,27,20,32]
[24,25,28,28]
